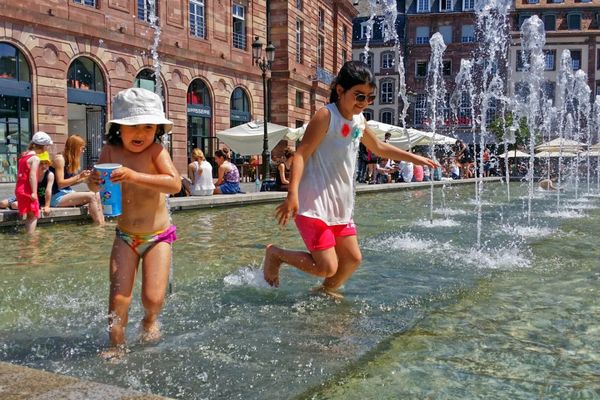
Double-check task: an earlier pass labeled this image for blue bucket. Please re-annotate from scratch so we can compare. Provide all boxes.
[95,163,123,217]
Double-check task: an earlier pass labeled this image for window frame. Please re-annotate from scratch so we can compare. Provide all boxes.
[381,52,395,70]
[567,13,582,31]
[416,61,428,78]
[379,109,394,125]
[417,0,430,13]
[190,0,206,39]
[570,49,582,70]
[296,19,303,64]
[72,0,97,7]
[232,3,246,50]
[317,35,325,68]
[438,25,453,45]
[461,24,475,43]
[542,14,556,32]
[440,0,453,12]
[462,0,474,11]
[360,52,374,69]
[379,79,395,104]
[415,26,430,45]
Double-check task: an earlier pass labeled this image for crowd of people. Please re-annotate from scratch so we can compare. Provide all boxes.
[356,139,501,184]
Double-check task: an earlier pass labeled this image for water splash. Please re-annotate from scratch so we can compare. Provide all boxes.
[519,15,545,225]
[426,32,447,225]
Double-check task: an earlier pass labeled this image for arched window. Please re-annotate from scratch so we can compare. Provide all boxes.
[230,87,251,128]
[67,56,104,91]
[0,43,32,182]
[134,68,164,98]
[67,57,106,169]
[187,79,214,163]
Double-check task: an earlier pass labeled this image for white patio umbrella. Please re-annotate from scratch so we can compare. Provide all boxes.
[579,150,600,157]
[216,121,292,155]
[535,151,578,158]
[498,150,530,158]
[366,120,456,150]
[535,138,586,153]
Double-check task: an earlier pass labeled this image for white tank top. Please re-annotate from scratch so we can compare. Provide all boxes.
[191,160,215,195]
[298,103,365,225]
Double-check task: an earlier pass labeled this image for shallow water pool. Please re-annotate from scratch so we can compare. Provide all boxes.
[1,182,599,399]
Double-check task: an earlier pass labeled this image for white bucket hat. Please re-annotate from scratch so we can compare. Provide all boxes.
[106,87,173,133]
[31,131,53,146]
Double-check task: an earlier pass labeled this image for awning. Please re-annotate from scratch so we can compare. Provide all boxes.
[216,121,292,155]
[535,138,586,153]
[498,150,530,158]
[366,120,456,150]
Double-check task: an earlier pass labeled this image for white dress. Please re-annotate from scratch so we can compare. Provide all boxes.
[190,160,215,196]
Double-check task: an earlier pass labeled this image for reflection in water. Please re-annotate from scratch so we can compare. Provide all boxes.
[0,183,599,399]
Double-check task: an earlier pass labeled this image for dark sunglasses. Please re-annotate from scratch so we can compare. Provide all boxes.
[354,93,376,104]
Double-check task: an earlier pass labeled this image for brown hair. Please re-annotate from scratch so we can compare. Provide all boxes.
[63,135,86,174]
[191,148,205,161]
[215,148,231,161]
[283,147,295,159]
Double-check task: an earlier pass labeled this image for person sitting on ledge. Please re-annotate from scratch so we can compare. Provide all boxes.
[182,148,215,196]
[50,134,105,225]
[274,147,294,191]
[213,148,241,194]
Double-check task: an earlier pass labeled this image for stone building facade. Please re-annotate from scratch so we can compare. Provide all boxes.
[352,0,477,140]
[0,0,357,183]
[510,0,600,103]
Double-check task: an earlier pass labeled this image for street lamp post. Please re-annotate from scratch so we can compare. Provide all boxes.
[252,36,275,180]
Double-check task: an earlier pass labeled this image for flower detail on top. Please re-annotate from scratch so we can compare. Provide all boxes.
[351,126,361,140]
[341,123,350,138]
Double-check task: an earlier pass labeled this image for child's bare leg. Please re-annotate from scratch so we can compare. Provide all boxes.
[263,244,338,287]
[24,214,37,234]
[321,235,362,291]
[107,238,139,347]
[139,242,171,342]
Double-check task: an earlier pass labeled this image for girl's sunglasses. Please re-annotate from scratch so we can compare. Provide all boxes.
[354,93,376,104]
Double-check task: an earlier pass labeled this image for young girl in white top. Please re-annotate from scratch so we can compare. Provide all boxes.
[183,148,214,196]
[263,61,439,296]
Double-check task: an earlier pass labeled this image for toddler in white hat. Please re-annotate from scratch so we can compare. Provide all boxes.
[88,87,181,359]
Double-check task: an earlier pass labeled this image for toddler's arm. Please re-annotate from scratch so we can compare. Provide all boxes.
[43,171,54,214]
[110,145,181,194]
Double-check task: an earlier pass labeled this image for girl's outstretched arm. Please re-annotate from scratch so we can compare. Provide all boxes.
[361,127,439,169]
[110,144,181,194]
[275,107,330,226]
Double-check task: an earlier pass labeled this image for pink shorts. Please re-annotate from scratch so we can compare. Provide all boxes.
[295,214,357,252]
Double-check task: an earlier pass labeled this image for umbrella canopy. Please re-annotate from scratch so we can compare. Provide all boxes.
[216,121,291,155]
[535,151,578,158]
[580,150,600,157]
[499,150,531,158]
[366,120,456,150]
[535,138,586,152]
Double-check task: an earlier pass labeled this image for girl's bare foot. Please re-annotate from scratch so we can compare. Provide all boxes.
[311,285,344,299]
[100,345,128,362]
[139,320,162,343]
[263,244,282,287]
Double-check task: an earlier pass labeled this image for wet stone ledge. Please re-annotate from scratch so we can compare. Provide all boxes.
[0,178,502,228]
[0,361,172,400]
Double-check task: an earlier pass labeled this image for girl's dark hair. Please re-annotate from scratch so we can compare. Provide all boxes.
[329,60,376,104]
[215,147,231,161]
[106,123,166,145]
